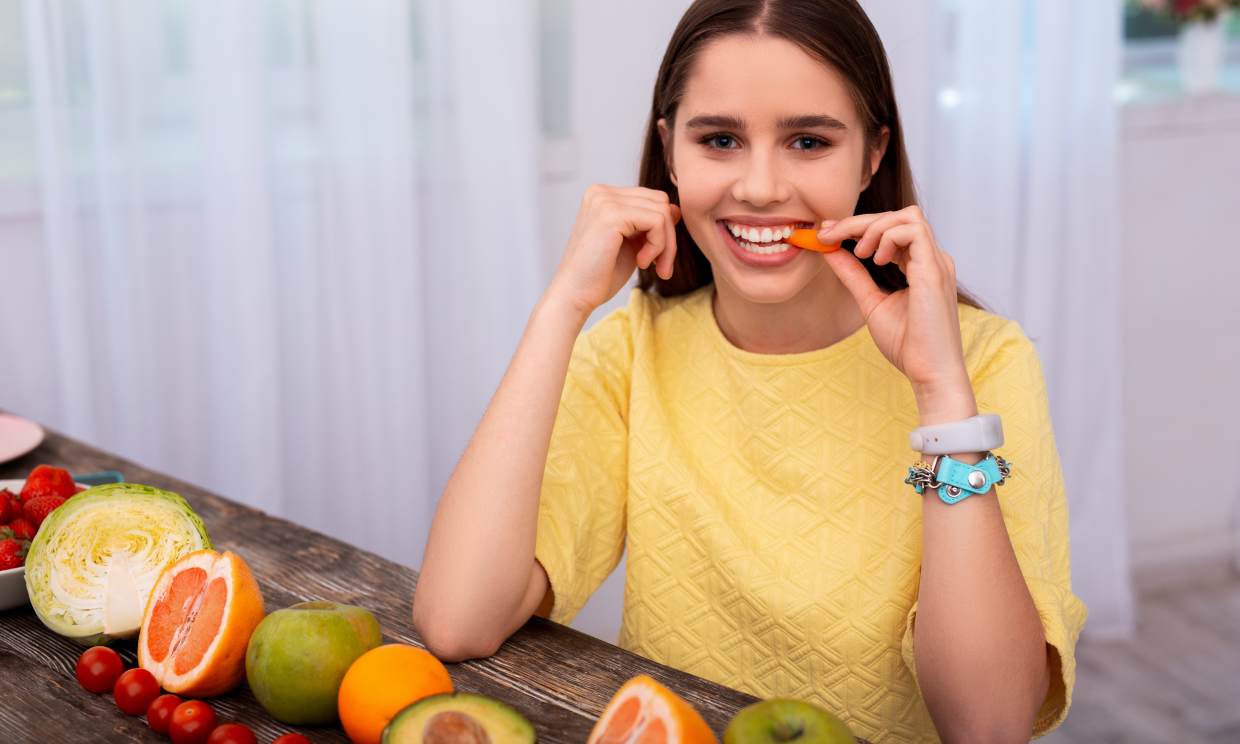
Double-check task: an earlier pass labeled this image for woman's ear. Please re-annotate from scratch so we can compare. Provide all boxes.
[657,117,678,186]
[860,125,891,191]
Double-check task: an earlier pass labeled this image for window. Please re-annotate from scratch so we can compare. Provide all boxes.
[1119,1,1240,102]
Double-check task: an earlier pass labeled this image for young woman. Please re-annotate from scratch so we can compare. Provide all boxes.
[413,1,1086,741]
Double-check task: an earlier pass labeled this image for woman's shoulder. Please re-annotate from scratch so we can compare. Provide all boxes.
[584,284,711,342]
[957,302,1042,382]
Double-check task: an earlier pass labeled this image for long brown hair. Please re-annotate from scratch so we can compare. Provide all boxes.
[635,0,987,311]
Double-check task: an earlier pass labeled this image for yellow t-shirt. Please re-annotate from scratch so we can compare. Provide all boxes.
[534,284,1087,743]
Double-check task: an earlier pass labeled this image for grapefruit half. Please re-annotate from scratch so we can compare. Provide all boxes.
[588,674,718,744]
[138,549,265,696]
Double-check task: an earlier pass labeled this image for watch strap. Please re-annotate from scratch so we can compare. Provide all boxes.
[905,452,1011,504]
[909,414,1004,455]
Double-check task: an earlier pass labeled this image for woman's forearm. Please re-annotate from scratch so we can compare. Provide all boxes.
[912,391,1050,743]
[412,291,588,661]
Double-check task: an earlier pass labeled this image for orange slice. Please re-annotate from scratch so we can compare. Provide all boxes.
[138,549,265,697]
[588,675,718,744]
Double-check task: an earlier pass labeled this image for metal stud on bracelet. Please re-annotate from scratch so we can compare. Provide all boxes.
[905,452,1012,503]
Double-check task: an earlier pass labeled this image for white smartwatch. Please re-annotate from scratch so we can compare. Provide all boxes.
[908,414,1004,455]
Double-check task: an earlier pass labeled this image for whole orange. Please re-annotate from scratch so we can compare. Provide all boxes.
[337,644,453,744]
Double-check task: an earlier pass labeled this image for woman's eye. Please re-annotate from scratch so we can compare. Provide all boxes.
[700,134,738,150]
[697,134,829,151]
[793,136,830,150]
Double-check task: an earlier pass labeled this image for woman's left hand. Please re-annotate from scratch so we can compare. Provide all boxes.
[817,206,973,409]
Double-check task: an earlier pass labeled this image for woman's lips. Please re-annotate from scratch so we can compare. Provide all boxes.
[716,220,802,268]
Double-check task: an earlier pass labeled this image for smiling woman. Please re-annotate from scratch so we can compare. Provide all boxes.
[636,3,987,321]
[413,2,1086,743]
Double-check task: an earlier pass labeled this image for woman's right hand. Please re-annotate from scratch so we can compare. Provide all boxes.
[546,184,680,316]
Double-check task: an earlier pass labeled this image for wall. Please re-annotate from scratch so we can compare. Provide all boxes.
[1119,94,1240,578]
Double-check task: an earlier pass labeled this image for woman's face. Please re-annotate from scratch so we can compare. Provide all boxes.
[659,34,887,305]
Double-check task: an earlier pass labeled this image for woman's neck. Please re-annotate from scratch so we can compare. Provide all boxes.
[711,272,866,355]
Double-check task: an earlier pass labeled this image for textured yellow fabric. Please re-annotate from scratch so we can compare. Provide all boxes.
[534,284,1087,743]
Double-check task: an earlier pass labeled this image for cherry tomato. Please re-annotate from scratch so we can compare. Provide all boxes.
[113,667,161,715]
[272,735,312,744]
[147,693,183,734]
[207,723,258,744]
[75,646,124,694]
[170,700,218,744]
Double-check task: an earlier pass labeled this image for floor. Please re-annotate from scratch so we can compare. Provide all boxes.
[1041,572,1240,743]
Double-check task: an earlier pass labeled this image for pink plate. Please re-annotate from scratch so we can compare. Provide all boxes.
[0,414,44,464]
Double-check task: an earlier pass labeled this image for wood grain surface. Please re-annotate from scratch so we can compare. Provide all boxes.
[2,425,861,743]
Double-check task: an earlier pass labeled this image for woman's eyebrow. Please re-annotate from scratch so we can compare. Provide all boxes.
[683,113,848,131]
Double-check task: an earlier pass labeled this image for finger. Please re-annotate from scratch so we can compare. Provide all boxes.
[872,221,921,267]
[876,223,942,278]
[618,205,669,270]
[614,185,674,207]
[822,247,890,319]
[612,192,676,219]
[819,204,926,250]
[612,196,678,277]
[817,212,890,244]
[853,212,914,261]
[656,206,678,279]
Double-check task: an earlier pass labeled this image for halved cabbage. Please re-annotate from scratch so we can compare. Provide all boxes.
[24,483,211,644]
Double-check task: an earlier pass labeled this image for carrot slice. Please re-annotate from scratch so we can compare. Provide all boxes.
[786,229,853,253]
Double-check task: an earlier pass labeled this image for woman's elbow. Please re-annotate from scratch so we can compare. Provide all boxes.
[420,625,503,663]
[411,600,505,662]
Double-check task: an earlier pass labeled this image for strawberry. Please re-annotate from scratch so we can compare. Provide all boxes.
[20,465,76,502]
[22,495,66,529]
[2,490,19,516]
[0,538,26,571]
[6,518,35,542]
[0,496,12,524]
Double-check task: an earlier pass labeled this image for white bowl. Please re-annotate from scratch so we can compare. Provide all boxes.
[0,477,87,611]
[0,565,24,611]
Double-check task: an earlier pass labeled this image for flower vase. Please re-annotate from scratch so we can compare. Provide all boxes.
[1177,13,1227,94]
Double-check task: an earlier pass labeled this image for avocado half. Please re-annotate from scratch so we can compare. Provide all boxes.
[382,692,536,744]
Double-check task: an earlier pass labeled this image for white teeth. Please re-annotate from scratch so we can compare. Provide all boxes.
[735,238,791,256]
[723,221,804,256]
[725,222,801,242]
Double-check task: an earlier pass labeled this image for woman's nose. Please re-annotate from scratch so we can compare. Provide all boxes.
[729,153,790,207]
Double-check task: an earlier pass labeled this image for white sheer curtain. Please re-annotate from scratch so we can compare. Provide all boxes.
[2,0,1136,640]
[0,0,544,568]
[868,0,1136,637]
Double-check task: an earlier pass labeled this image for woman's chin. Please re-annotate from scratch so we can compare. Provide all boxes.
[712,259,820,305]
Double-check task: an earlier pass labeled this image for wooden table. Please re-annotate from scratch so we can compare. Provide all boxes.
[0,426,780,743]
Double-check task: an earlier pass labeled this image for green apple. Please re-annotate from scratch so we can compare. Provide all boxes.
[724,699,856,744]
[245,600,382,724]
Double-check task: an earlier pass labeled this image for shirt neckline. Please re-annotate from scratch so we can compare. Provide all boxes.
[691,285,873,367]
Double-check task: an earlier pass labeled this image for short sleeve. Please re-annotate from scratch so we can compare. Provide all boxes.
[533,306,633,626]
[899,319,1089,738]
